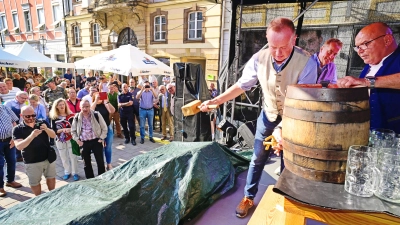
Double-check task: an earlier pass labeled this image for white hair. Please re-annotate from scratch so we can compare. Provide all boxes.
[16,91,28,97]
[80,99,91,108]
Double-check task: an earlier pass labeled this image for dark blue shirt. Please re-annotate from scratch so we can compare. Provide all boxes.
[118,92,134,113]
[130,87,140,110]
[64,73,73,82]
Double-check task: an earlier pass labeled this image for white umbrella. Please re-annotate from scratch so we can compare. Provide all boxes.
[0,48,30,68]
[74,44,173,76]
[4,42,74,68]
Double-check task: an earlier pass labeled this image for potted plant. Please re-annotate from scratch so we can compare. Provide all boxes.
[54,70,63,77]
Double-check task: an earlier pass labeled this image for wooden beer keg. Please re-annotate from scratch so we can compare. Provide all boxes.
[282,84,370,184]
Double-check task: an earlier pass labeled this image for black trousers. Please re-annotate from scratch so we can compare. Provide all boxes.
[120,112,136,140]
[82,139,105,179]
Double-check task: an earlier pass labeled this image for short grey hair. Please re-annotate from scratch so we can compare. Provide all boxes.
[16,91,28,97]
[80,99,91,108]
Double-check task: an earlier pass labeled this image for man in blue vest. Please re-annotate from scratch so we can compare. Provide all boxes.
[200,17,317,218]
[337,22,400,133]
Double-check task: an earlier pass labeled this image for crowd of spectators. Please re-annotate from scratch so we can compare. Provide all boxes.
[0,69,179,197]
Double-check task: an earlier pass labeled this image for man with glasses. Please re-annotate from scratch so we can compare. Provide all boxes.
[5,91,29,162]
[158,85,174,141]
[0,103,22,197]
[137,80,157,144]
[337,22,400,133]
[77,81,91,100]
[200,17,317,218]
[13,106,57,196]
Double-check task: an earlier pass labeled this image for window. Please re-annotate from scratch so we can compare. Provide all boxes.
[24,11,32,32]
[154,15,166,41]
[12,12,19,28]
[73,26,80,45]
[183,6,206,43]
[92,23,100,44]
[0,15,6,30]
[53,5,61,22]
[37,8,45,24]
[188,12,202,40]
[150,8,168,44]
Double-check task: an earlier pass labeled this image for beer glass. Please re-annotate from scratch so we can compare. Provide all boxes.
[375,148,400,203]
[369,129,396,148]
[345,145,379,197]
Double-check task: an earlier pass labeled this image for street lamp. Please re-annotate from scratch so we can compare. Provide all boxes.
[40,36,47,55]
[109,30,118,49]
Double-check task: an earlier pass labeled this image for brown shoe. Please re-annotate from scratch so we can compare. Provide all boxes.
[160,136,167,141]
[16,157,23,162]
[0,188,6,197]
[235,197,254,218]
[169,137,174,142]
[6,181,22,188]
[117,134,124,139]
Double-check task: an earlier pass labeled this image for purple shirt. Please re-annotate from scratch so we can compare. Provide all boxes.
[312,53,337,84]
[139,91,154,109]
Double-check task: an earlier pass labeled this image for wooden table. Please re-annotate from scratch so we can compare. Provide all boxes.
[248,185,400,225]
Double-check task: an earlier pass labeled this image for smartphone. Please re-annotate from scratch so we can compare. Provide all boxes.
[99,92,107,100]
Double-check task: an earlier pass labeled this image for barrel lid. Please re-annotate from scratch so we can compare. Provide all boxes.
[286,84,369,102]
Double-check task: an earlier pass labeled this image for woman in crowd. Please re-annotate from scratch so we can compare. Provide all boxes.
[71,100,108,179]
[28,94,47,121]
[91,92,115,170]
[50,98,80,181]
[24,82,32,93]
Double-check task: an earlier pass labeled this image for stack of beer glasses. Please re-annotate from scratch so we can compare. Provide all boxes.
[345,128,400,203]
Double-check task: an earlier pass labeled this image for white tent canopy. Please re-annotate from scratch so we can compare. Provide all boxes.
[5,42,74,68]
[0,48,30,69]
[74,44,173,76]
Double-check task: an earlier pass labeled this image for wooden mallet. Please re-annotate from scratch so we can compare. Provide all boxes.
[181,100,218,116]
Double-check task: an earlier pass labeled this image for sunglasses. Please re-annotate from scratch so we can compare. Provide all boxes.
[23,114,36,118]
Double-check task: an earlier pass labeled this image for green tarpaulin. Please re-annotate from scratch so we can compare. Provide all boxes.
[0,142,249,225]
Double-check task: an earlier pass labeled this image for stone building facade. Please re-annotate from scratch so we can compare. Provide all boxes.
[65,0,221,81]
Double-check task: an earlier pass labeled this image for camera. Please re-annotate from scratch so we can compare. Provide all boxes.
[145,85,150,88]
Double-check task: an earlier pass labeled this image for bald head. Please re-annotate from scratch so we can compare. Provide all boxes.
[21,105,34,114]
[355,22,397,65]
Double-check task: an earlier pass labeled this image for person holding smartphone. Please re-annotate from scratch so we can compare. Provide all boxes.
[91,92,115,170]
[136,80,157,144]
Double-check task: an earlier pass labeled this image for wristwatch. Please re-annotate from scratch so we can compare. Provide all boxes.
[365,77,376,89]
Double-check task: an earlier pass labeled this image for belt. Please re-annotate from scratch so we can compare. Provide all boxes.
[140,107,153,110]
[0,137,12,142]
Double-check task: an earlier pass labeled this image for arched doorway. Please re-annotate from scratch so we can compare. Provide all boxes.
[117,27,138,47]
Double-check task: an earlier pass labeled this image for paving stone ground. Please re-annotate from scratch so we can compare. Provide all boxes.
[0,127,167,211]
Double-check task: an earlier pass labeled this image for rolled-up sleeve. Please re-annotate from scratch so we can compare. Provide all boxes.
[297,57,318,84]
[237,52,260,91]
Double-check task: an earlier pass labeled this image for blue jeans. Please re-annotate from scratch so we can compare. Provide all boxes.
[139,108,154,139]
[104,125,114,164]
[0,141,16,188]
[244,112,281,199]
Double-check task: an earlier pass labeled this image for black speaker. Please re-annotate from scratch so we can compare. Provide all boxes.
[237,120,256,148]
[174,97,211,142]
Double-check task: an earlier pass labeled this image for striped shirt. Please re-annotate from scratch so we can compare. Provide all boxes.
[0,105,19,139]
[0,90,17,103]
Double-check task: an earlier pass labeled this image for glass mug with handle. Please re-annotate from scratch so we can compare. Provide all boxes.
[374,148,400,203]
[345,145,379,197]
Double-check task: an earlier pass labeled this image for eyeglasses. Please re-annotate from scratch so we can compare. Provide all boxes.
[353,34,387,51]
[23,114,36,118]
